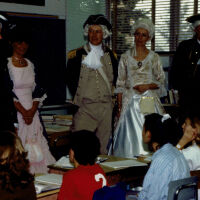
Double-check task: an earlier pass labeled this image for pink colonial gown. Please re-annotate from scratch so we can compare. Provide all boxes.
[7,57,55,174]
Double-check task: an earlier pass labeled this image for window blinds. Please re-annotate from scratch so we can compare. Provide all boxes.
[109,0,198,54]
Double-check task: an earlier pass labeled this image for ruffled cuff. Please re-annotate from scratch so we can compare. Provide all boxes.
[114,87,125,94]
[33,93,47,108]
[14,97,19,102]
[155,83,167,97]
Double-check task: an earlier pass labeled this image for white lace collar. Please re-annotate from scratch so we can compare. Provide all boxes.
[82,43,104,69]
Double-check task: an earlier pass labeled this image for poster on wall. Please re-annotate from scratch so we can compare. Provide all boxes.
[0,0,45,6]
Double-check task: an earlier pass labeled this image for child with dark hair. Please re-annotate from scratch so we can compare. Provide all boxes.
[137,113,190,200]
[176,113,200,170]
[58,130,108,200]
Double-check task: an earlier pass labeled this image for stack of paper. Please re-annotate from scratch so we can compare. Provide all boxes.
[45,124,70,132]
[100,159,147,169]
[35,173,63,194]
[35,173,63,185]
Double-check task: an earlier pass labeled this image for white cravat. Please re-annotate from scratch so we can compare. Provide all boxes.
[82,42,104,69]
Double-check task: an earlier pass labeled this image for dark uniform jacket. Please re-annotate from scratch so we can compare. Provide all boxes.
[0,39,16,131]
[170,38,200,112]
[66,44,118,100]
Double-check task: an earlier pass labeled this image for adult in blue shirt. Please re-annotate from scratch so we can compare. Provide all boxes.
[138,113,190,200]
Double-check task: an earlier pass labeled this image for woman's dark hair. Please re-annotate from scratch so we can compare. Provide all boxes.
[144,113,182,150]
[8,24,31,45]
[10,30,30,45]
[69,130,100,165]
[0,131,34,192]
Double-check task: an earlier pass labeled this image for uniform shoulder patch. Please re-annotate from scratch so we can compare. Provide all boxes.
[67,46,83,59]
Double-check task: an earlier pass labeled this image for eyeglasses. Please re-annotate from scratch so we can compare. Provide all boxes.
[134,32,149,38]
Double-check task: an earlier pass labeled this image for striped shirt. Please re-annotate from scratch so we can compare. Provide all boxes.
[138,143,190,200]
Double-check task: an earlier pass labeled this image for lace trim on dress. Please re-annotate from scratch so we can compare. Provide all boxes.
[33,94,47,108]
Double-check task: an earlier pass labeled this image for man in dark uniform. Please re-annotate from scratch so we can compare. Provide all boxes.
[171,14,200,117]
[66,14,118,154]
[0,14,16,132]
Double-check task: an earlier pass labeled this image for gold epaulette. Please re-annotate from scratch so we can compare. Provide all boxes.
[67,49,77,59]
[67,46,83,59]
[113,52,118,59]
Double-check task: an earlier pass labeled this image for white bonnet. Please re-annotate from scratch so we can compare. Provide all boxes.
[131,18,155,39]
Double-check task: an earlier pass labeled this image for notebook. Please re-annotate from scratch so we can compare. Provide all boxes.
[35,173,63,194]
[35,173,63,185]
[100,159,147,169]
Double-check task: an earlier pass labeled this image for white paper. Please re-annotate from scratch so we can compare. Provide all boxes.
[53,156,74,168]
[100,159,147,169]
[35,173,63,186]
[34,182,60,194]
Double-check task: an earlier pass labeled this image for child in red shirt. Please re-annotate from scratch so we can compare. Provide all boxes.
[58,130,108,200]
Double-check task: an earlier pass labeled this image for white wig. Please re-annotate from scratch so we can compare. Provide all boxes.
[131,18,155,40]
[84,24,112,39]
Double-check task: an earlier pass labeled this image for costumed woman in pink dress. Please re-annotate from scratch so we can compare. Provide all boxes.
[7,29,55,174]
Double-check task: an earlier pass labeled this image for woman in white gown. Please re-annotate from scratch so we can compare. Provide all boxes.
[108,18,167,157]
[7,30,55,174]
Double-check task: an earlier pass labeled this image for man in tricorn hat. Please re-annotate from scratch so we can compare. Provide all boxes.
[66,14,118,154]
[170,14,200,118]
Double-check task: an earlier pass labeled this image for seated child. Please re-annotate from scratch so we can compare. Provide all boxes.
[137,113,190,200]
[0,131,36,200]
[58,130,108,200]
[176,113,200,170]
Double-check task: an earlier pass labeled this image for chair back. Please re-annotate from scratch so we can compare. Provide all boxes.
[167,176,198,200]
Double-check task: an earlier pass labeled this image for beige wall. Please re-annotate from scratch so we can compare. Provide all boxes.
[0,0,66,19]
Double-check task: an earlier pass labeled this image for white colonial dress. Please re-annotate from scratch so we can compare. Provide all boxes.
[7,57,55,174]
[108,48,167,157]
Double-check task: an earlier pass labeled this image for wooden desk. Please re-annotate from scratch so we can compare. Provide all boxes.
[37,189,59,200]
[47,129,71,160]
[48,155,149,187]
[190,170,200,189]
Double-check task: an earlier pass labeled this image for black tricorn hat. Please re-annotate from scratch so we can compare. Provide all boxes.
[186,14,200,23]
[83,14,112,30]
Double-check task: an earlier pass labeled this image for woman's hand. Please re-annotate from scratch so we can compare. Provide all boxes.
[116,93,122,119]
[117,105,122,119]
[26,101,39,118]
[133,84,150,93]
[14,100,39,125]
[23,116,33,125]
[133,83,158,93]
[22,110,34,125]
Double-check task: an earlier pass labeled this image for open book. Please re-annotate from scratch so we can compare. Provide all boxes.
[35,173,63,194]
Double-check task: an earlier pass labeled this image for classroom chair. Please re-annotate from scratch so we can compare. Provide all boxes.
[167,176,198,200]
